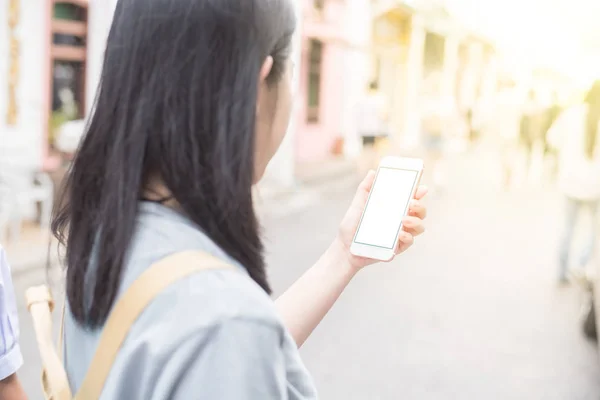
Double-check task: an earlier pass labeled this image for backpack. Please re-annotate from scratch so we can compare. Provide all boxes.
[25,251,233,400]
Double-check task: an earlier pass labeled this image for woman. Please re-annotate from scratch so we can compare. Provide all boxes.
[0,245,26,400]
[53,0,427,398]
[548,81,600,284]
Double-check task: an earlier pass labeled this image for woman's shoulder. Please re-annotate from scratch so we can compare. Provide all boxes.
[67,263,299,398]
[152,262,281,328]
[66,252,288,390]
[117,243,283,337]
[118,264,287,376]
[108,203,290,356]
[114,203,281,332]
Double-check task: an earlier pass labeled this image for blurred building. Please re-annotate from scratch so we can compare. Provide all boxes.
[294,0,371,164]
[370,1,416,148]
[1,0,55,170]
[0,0,502,205]
[0,0,116,223]
[0,0,112,170]
[295,0,497,159]
[456,35,497,116]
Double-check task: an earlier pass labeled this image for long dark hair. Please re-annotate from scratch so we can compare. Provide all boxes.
[584,81,600,159]
[52,0,296,328]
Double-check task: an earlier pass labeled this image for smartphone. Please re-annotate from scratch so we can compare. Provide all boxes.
[350,156,423,261]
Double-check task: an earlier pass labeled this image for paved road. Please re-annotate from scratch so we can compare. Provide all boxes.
[12,146,600,399]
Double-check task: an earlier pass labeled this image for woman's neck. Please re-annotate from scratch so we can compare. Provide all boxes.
[142,179,177,208]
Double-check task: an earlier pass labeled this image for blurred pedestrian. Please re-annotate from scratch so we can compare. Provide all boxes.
[547,81,600,284]
[491,80,524,190]
[543,92,562,152]
[420,71,452,192]
[542,91,562,181]
[48,0,428,398]
[520,89,546,183]
[355,81,390,176]
[0,245,26,400]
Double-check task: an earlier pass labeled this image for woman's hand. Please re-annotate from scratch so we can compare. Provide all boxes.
[276,170,427,347]
[335,170,428,271]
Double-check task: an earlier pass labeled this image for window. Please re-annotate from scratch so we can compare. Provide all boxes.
[307,40,323,124]
[54,2,87,21]
[49,1,88,146]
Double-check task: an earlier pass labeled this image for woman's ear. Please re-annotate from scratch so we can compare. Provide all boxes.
[260,56,274,82]
[257,56,274,115]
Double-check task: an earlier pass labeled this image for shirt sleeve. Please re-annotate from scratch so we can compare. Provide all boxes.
[168,318,288,400]
[0,246,23,380]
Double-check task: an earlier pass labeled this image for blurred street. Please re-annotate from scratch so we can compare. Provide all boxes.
[13,143,600,399]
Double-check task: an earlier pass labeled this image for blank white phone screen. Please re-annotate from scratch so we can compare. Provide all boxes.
[354,167,418,249]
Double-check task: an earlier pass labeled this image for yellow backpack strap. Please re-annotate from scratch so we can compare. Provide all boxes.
[25,285,73,400]
[76,251,235,399]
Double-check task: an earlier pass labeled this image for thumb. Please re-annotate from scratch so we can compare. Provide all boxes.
[358,170,376,193]
[351,170,376,209]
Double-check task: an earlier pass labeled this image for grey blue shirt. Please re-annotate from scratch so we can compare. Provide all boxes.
[64,202,318,399]
[0,245,23,380]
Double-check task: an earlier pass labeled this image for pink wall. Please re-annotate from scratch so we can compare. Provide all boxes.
[295,0,348,164]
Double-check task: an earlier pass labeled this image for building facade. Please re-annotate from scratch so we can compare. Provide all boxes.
[1,0,52,169]
[295,0,371,163]
[1,0,498,197]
